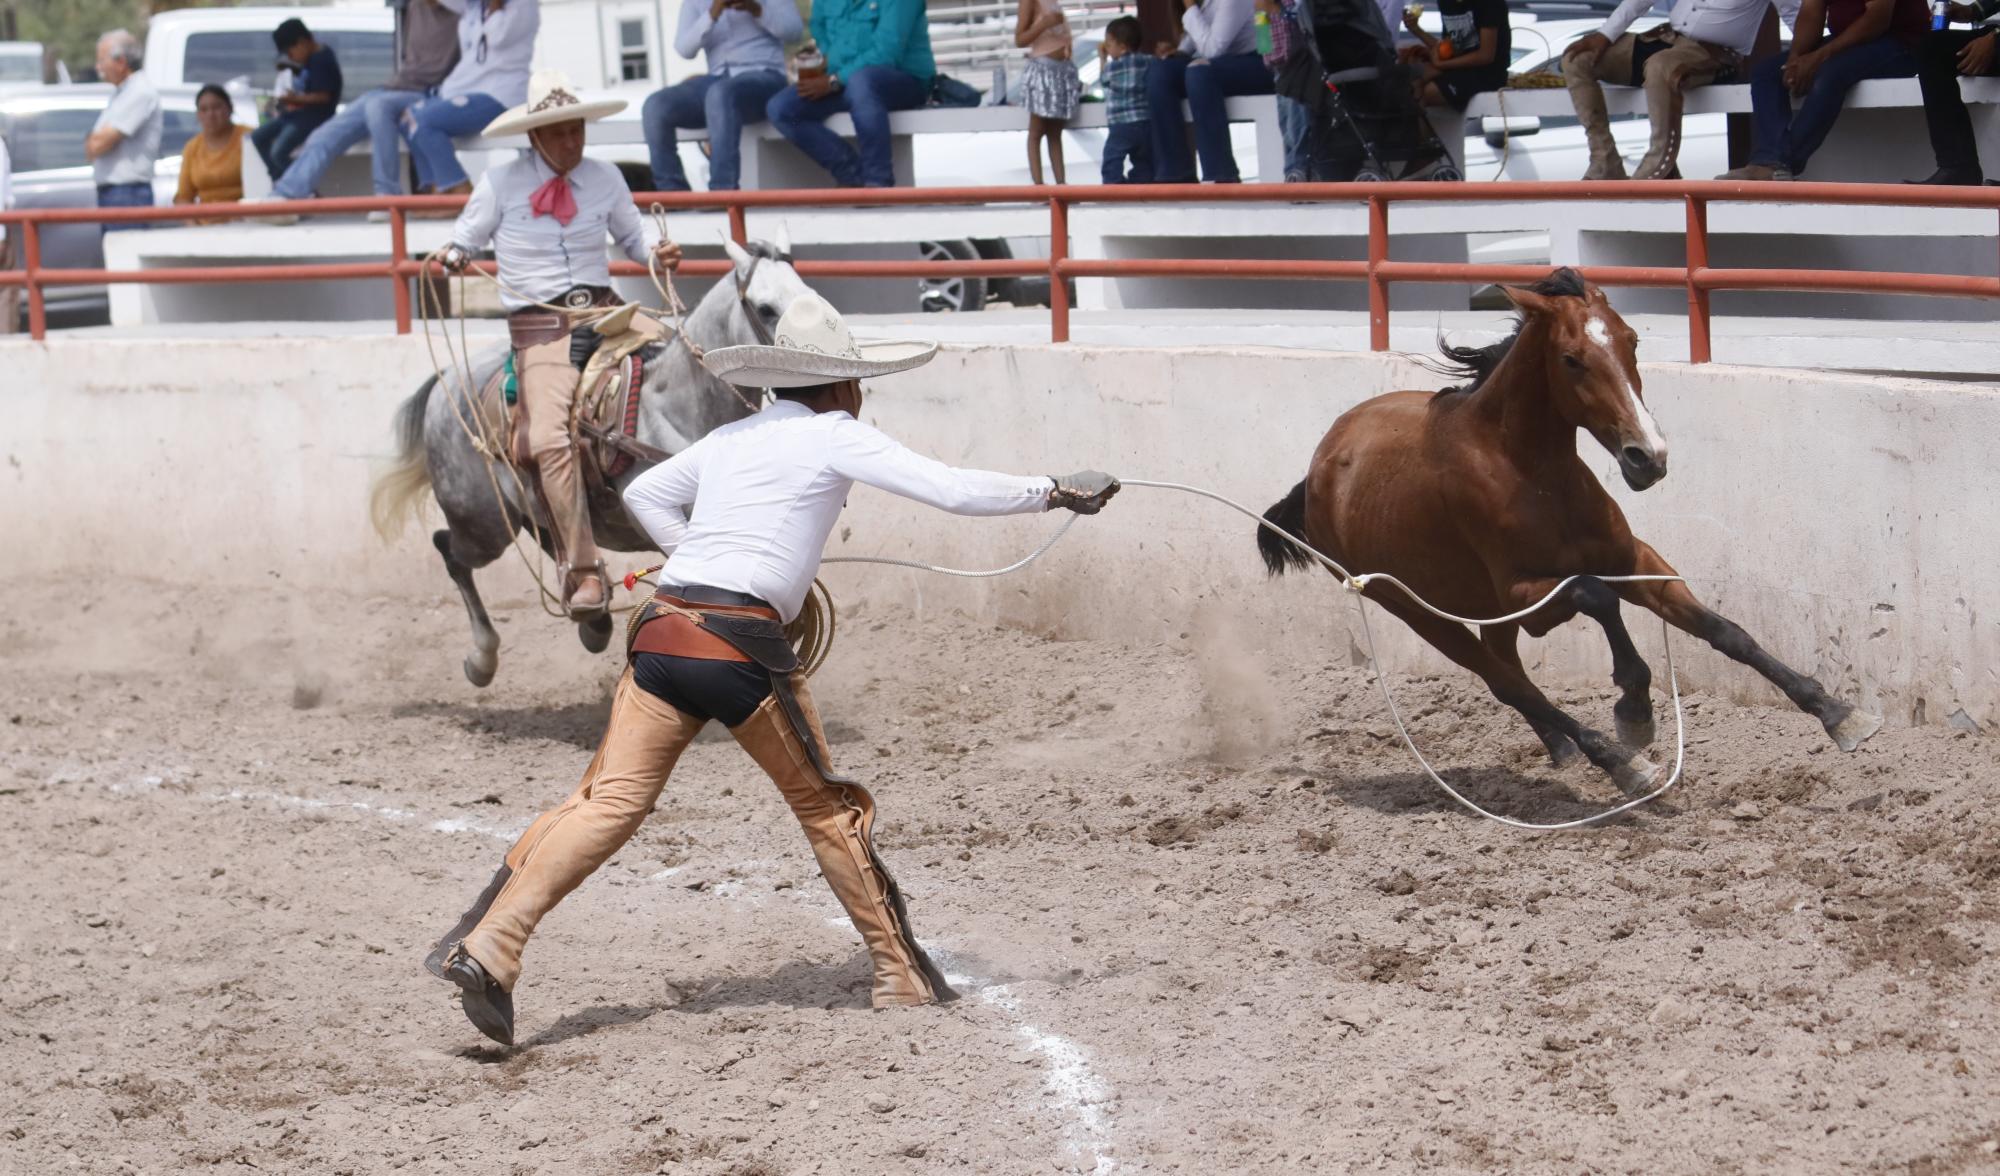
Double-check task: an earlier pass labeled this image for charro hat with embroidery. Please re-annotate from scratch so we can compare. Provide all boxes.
[701,292,938,389]
[481,69,627,138]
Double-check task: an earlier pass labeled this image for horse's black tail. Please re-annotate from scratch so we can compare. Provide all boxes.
[369,374,437,542]
[1257,479,1315,577]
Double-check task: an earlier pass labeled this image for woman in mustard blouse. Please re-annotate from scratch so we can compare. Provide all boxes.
[174,84,248,210]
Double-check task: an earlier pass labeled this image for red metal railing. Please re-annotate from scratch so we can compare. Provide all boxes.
[3,180,1997,362]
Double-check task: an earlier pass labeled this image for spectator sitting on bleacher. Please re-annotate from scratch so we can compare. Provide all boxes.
[1099,16,1155,183]
[1148,0,1277,184]
[1909,1,2000,184]
[643,0,804,192]
[1720,0,1927,179]
[405,0,540,212]
[766,0,934,187]
[1399,0,1509,112]
[1565,0,1798,181]
[248,0,460,217]
[253,19,342,181]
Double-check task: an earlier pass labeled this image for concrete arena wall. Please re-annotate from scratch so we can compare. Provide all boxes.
[4,337,1995,730]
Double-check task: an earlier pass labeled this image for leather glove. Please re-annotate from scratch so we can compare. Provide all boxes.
[1047,471,1120,514]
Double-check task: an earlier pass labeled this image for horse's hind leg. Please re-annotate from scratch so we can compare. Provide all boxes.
[1616,541,1881,751]
[1481,624,1581,767]
[434,529,501,688]
[1379,596,1659,792]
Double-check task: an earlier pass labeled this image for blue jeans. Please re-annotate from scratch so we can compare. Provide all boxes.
[1748,38,1917,174]
[1101,120,1153,183]
[643,69,788,190]
[1146,52,1276,183]
[274,89,427,198]
[251,107,335,180]
[96,181,153,232]
[403,92,506,190]
[765,66,929,187]
[1277,95,1311,182]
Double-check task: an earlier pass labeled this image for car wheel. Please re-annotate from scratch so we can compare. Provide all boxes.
[1353,166,1387,184]
[1430,163,1463,182]
[917,239,985,313]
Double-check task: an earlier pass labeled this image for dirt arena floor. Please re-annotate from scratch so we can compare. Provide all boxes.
[3,577,1996,1175]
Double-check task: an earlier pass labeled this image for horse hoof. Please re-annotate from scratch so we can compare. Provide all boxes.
[1610,755,1661,794]
[1546,737,1583,768]
[1827,706,1882,753]
[1616,715,1657,750]
[463,656,496,689]
[577,616,613,654]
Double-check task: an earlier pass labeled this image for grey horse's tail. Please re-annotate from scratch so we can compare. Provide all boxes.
[369,375,436,542]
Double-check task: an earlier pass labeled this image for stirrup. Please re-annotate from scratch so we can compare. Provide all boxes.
[560,560,611,619]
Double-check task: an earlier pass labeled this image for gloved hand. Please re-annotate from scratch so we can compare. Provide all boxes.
[437,244,471,274]
[1047,471,1120,514]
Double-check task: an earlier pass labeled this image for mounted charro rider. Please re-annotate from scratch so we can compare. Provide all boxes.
[424,292,1123,1044]
[439,69,685,619]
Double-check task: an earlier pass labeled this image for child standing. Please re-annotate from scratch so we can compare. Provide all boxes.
[1098,15,1153,184]
[1016,0,1080,183]
[253,18,343,180]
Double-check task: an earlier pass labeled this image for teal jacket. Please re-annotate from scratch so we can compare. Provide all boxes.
[813,0,934,86]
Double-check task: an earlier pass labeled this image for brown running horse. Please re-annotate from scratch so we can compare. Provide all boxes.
[1258,269,1880,792]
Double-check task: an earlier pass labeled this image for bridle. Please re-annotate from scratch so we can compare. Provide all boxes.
[731,245,791,346]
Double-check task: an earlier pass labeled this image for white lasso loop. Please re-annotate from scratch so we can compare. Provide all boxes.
[823,477,1691,830]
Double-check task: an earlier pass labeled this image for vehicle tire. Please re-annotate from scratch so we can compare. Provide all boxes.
[1353,166,1387,184]
[1430,163,1463,182]
[917,238,986,313]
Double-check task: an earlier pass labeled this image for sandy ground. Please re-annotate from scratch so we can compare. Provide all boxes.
[2,576,1996,1175]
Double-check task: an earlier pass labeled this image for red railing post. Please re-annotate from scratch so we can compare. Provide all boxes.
[727,203,748,246]
[389,206,412,335]
[1366,195,1388,352]
[22,218,45,341]
[1048,195,1069,344]
[1684,194,1712,364]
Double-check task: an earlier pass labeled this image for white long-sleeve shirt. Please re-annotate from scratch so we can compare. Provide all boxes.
[451,153,650,309]
[622,399,1056,622]
[1180,0,1259,58]
[1596,0,1799,57]
[440,0,540,106]
[674,0,803,74]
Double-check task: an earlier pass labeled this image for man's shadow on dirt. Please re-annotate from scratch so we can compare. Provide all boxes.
[660,956,877,1015]
[392,700,612,750]
[1325,765,1684,826]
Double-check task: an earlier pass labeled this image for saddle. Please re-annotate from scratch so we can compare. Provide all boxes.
[481,305,673,487]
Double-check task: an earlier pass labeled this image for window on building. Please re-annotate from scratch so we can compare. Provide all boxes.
[619,19,649,82]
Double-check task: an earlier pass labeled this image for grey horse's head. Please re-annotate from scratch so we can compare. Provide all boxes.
[717,226,809,349]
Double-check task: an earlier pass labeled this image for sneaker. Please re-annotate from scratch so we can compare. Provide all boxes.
[245,192,299,226]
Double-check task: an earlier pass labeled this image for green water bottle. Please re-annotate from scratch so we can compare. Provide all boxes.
[1254,9,1274,55]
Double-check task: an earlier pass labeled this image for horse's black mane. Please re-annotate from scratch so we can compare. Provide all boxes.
[1429,267,1589,396]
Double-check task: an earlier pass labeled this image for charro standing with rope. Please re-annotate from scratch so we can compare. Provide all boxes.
[425,292,1121,1045]
[437,70,684,619]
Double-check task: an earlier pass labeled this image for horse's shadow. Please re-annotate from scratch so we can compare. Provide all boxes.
[391,700,611,749]
[515,1001,669,1049]
[1328,765,1684,825]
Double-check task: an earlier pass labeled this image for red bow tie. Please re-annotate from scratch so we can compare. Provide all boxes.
[530,173,577,225]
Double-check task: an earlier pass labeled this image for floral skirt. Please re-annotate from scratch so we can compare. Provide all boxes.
[1021,55,1081,121]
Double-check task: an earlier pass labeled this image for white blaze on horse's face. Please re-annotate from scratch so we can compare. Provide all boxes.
[1583,310,1669,491]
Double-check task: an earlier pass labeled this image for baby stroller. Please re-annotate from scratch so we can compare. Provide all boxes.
[1287,0,1458,181]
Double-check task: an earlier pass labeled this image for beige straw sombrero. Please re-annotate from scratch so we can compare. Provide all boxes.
[481,70,627,138]
[702,292,937,388]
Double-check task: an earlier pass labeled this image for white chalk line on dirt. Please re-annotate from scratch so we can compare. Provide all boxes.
[115,777,1119,1170]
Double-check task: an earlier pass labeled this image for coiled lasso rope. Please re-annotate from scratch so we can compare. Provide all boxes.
[824,478,1690,832]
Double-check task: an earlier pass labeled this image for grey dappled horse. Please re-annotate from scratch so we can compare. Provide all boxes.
[371,235,812,687]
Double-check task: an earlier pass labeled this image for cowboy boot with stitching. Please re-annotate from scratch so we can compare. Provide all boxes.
[1632,67,1686,180]
[1566,51,1628,181]
[731,687,951,1008]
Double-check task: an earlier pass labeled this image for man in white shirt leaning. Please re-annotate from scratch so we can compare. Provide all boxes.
[440,71,684,618]
[424,291,1119,1046]
[1565,0,1798,179]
